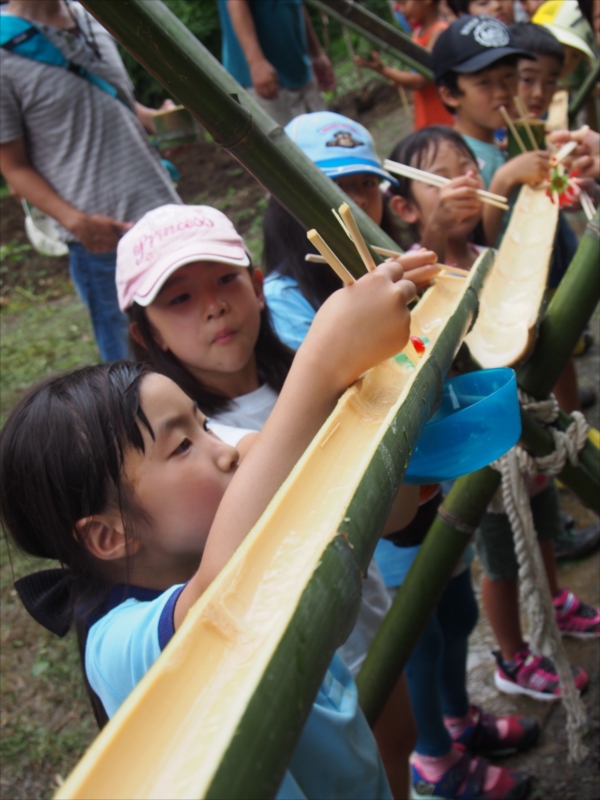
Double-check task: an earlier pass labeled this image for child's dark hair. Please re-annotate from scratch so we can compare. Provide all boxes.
[509,22,565,65]
[0,361,154,727]
[436,55,520,112]
[128,265,295,414]
[388,126,484,244]
[262,197,343,309]
[446,0,471,13]
[262,196,403,306]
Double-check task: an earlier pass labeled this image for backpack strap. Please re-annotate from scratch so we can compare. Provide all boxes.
[0,14,131,109]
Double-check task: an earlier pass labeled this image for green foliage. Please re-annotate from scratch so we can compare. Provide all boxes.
[120,0,398,106]
[0,239,32,266]
[119,0,223,107]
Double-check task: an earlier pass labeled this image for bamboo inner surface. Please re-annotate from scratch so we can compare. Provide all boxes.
[465,185,558,369]
[56,259,485,800]
[546,89,569,132]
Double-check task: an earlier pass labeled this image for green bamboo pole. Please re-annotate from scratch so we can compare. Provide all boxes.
[357,467,498,724]
[568,59,600,125]
[357,403,599,725]
[82,0,402,279]
[308,0,434,80]
[359,217,600,723]
[518,210,600,397]
[517,209,600,486]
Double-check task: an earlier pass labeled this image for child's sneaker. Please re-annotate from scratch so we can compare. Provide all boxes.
[411,744,530,799]
[553,589,600,639]
[449,705,538,757]
[493,645,589,701]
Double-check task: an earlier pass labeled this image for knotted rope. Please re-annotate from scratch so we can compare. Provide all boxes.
[489,390,589,763]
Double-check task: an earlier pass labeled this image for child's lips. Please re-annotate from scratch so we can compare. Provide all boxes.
[212,328,236,344]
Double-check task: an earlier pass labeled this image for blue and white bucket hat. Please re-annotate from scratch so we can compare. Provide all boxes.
[285,111,397,183]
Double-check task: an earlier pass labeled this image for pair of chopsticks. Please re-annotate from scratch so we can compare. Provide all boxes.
[307,202,405,284]
[306,203,366,286]
[305,242,469,281]
[501,99,579,168]
[382,159,509,211]
[307,205,458,367]
[580,190,596,221]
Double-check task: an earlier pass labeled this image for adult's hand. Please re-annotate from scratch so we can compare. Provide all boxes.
[68,213,133,253]
[548,127,600,179]
[249,58,279,99]
[311,53,335,91]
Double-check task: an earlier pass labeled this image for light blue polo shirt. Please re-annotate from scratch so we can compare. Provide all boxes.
[264,272,316,351]
[85,584,391,800]
[218,0,312,90]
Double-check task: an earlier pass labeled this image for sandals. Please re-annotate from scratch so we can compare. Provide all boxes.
[411,744,530,800]
[450,705,539,756]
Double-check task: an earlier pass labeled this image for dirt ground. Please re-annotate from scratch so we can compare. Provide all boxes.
[1,82,599,799]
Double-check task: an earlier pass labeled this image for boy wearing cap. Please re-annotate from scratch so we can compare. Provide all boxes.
[432,15,550,244]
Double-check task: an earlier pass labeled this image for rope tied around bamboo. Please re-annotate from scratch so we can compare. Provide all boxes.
[488,389,589,763]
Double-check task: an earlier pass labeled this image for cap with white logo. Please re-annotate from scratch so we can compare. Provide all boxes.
[432,15,534,83]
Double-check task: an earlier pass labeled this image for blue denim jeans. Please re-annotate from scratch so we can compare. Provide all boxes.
[404,569,479,756]
[68,243,129,362]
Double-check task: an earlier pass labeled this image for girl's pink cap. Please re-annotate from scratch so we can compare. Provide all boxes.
[116,205,250,311]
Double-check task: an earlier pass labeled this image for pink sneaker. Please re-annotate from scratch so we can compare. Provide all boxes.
[493,644,589,702]
[553,589,600,639]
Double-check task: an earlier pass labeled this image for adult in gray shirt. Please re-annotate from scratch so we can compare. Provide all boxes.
[0,0,181,360]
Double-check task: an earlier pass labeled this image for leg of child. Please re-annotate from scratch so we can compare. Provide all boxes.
[552,358,581,414]
[478,483,593,696]
[477,485,562,661]
[406,572,511,794]
[373,673,417,800]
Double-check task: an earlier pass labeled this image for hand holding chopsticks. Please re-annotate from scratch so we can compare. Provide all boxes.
[383,159,510,211]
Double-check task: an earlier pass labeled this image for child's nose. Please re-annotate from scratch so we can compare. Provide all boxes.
[204,292,227,319]
[217,443,239,472]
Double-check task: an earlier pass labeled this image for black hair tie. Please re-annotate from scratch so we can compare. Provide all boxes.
[14,569,75,637]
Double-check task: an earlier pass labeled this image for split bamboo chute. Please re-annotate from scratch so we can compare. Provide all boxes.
[383,159,510,211]
[465,184,559,369]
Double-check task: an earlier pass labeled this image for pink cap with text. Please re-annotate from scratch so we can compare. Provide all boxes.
[116,204,250,311]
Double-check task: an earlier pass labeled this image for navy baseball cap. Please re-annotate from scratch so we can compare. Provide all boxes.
[284,111,397,183]
[432,15,534,82]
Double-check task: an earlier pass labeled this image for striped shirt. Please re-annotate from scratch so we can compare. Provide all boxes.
[0,2,181,242]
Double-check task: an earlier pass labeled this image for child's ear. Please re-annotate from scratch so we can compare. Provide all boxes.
[390,194,420,225]
[438,86,461,113]
[251,268,265,311]
[129,321,148,351]
[75,511,141,562]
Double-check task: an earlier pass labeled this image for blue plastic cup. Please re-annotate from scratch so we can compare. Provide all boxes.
[404,368,521,485]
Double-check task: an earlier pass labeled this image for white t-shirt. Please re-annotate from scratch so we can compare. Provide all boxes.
[211,383,279,431]
[211,383,391,678]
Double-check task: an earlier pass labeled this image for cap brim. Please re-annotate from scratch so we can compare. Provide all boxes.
[316,157,398,185]
[452,46,535,75]
[132,250,250,308]
[541,24,594,59]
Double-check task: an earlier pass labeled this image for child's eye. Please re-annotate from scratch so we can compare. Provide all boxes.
[203,419,210,432]
[217,273,238,286]
[171,438,192,456]
[169,292,191,306]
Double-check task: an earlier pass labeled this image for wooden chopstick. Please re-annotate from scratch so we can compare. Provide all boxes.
[580,190,596,221]
[513,96,538,150]
[383,159,510,211]
[338,203,377,272]
[499,105,527,154]
[551,140,578,166]
[306,230,355,285]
